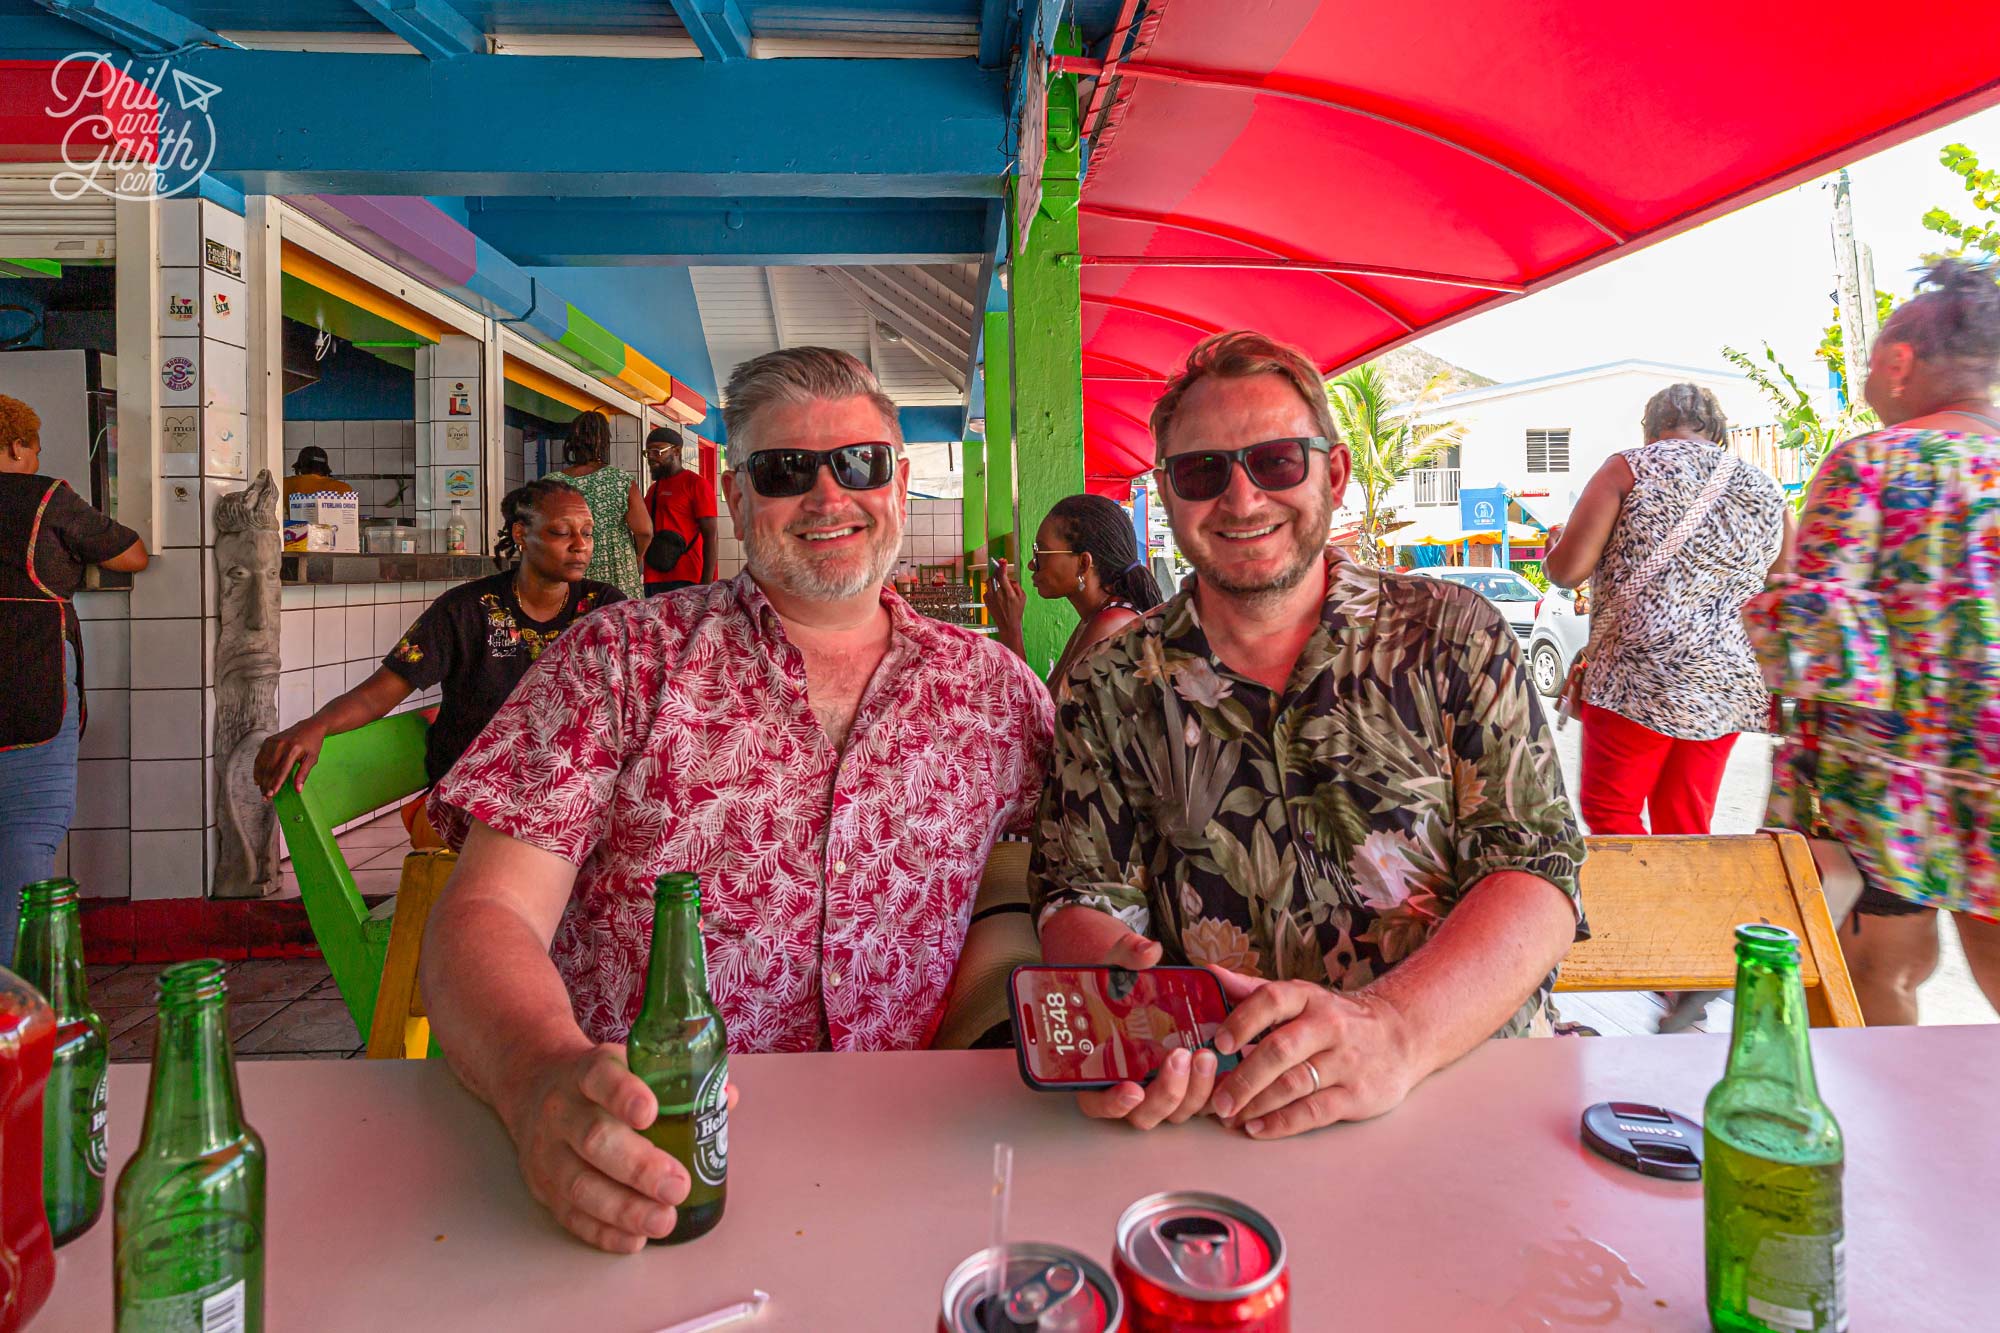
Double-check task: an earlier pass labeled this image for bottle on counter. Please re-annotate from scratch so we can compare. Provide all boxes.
[1704,924,1845,1333]
[13,878,107,1246]
[114,960,265,1333]
[446,500,467,556]
[626,873,728,1244]
[0,962,56,1332]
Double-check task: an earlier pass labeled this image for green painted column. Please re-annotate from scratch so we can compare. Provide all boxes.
[961,433,987,613]
[1011,31,1087,676]
[983,308,1017,573]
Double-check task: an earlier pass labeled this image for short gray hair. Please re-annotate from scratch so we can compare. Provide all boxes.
[1641,383,1728,444]
[721,347,901,468]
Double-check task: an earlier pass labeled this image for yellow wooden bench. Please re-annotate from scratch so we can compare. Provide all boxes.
[1560,830,1861,1028]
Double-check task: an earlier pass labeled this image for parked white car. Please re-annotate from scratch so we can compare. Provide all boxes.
[1411,567,1542,645]
[1527,586,1591,698]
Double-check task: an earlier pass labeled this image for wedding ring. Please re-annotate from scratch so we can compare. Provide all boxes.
[1304,1060,1322,1094]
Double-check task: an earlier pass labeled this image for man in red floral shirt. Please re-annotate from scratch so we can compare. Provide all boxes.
[421,347,1053,1252]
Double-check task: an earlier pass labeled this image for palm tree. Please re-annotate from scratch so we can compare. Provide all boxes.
[1326,364,1467,566]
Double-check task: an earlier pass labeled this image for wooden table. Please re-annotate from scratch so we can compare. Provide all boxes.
[38,1025,1995,1330]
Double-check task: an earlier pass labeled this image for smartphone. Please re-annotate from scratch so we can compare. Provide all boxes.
[1009,964,1236,1091]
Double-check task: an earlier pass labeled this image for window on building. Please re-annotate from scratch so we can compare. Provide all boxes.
[1526,428,1571,473]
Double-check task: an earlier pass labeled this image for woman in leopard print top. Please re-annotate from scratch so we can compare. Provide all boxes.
[1543,383,1792,836]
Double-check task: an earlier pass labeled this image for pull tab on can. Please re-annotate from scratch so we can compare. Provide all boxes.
[1155,1215,1243,1291]
[1115,1192,1290,1331]
[939,1244,1123,1333]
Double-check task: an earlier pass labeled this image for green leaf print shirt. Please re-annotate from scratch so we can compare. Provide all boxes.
[1029,557,1588,1038]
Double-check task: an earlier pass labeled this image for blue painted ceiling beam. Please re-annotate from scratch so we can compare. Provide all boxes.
[350,0,482,60]
[465,197,990,266]
[35,0,235,54]
[978,0,1016,68]
[667,0,750,61]
[179,52,1006,198]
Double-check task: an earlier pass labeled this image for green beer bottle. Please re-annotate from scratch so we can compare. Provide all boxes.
[1704,924,1846,1333]
[12,878,107,1246]
[114,961,265,1332]
[626,873,728,1244]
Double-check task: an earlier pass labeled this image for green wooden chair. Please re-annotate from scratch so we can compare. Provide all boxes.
[270,711,436,1044]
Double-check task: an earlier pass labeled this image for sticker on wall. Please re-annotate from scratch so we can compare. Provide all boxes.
[210,292,231,319]
[443,468,476,497]
[206,412,245,479]
[167,293,195,322]
[443,421,472,454]
[161,356,196,393]
[446,383,473,416]
[203,237,242,280]
[161,411,198,454]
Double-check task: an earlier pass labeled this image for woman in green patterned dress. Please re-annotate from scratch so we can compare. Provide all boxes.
[552,409,649,599]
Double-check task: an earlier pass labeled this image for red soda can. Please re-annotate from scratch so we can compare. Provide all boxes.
[940,1243,1128,1333]
[1113,1192,1290,1332]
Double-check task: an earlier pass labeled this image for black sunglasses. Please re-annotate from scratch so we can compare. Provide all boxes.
[740,442,897,499]
[1160,436,1334,502]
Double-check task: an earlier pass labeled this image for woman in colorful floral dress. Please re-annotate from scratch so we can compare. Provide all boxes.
[1746,260,2000,1025]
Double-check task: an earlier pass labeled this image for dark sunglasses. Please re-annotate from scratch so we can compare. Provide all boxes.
[740,442,897,499]
[1160,436,1334,502]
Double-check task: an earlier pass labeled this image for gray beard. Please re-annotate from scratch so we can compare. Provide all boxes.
[743,514,903,601]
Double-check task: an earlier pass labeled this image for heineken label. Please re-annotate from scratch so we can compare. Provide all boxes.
[118,1277,248,1333]
[86,1068,109,1177]
[692,1060,728,1188]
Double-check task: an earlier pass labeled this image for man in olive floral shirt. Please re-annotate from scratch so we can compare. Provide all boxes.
[1031,330,1586,1140]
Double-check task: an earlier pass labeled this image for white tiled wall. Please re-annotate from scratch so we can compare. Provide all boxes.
[712,495,966,583]
[271,579,467,853]
[276,581,449,730]
[281,418,419,521]
[504,424,526,492]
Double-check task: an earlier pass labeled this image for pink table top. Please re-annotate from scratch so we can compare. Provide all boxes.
[34,1023,1997,1330]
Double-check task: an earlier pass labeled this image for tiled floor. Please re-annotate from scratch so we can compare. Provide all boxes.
[274,809,412,901]
[96,957,357,1063]
[100,810,411,1063]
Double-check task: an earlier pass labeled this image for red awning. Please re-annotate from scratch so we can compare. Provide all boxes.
[1067,0,2000,482]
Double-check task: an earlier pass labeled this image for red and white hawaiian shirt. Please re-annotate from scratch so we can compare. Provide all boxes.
[430,574,1054,1053]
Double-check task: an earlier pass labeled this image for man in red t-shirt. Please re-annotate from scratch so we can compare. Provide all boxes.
[640,424,718,593]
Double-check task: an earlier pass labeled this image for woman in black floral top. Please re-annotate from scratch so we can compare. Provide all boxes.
[254,479,621,844]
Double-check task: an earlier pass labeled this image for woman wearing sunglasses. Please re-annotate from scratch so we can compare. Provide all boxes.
[987,494,1164,695]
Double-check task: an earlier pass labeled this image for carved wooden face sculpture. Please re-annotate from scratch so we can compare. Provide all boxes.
[213,471,283,697]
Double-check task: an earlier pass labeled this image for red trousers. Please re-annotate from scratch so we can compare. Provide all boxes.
[1578,700,1739,836]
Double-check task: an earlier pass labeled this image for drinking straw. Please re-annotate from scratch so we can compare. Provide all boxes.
[986,1141,1014,1332]
[648,1290,770,1333]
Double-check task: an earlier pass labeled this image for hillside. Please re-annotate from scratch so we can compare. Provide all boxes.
[1362,345,1494,401]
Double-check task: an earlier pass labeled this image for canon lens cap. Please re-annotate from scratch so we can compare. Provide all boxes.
[1580,1101,1704,1180]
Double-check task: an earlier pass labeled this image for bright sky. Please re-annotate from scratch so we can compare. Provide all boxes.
[1414,104,2000,398]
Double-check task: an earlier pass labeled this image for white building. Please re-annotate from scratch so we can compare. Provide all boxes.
[1380,359,1773,527]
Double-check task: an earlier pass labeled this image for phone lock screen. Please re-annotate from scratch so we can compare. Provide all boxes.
[1009,965,1232,1090]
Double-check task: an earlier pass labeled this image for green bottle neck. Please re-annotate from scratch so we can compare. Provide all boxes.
[1724,952,1821,1099]
[639,893,713,1023]
[14,891,90,1024]
[142,995,248,1155]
